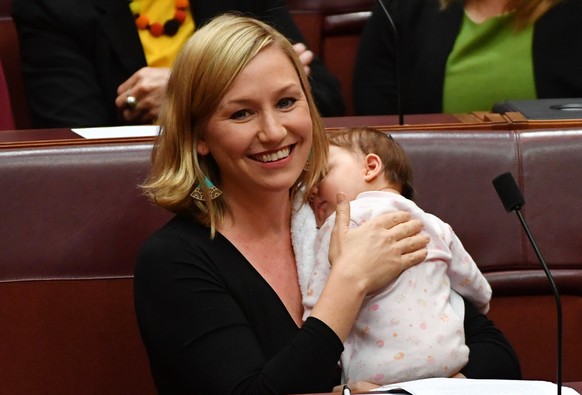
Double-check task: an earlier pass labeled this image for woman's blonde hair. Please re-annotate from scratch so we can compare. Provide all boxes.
[440,0,559,29]
[141,13,327,236]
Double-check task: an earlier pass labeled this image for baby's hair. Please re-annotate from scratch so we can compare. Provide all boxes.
[326,127,415,200]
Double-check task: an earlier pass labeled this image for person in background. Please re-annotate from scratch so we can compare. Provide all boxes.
[299,127,499,385]
[134,13,519,394]
[12,0,345,128]
[353,0,582,116]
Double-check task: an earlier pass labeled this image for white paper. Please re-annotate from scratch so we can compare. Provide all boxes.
[372,378,579,395]
[71,125,160,139]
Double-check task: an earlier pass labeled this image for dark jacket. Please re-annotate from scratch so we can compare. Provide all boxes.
[353,0,582,115]
[12,0,345,128]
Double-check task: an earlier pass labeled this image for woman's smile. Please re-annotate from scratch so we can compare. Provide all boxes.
[250,145,294,163]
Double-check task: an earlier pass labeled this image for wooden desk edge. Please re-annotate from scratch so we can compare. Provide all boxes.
[4,112,582,149]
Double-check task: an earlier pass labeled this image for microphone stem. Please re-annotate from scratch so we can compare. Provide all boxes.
[515,209,562,395]
[377,0,403,125]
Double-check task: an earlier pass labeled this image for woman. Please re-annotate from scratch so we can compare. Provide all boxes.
[12,0,344,128]
[353,0,582,115]
[134,14,519,395]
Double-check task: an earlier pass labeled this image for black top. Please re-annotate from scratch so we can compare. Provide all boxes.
[134,215,521,395]
[353,0,582,115]
[12,0,345,128]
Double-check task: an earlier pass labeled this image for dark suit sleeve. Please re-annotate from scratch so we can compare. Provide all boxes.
[461,298,522,379]
[257,0,346,117]
[12,0,117,128]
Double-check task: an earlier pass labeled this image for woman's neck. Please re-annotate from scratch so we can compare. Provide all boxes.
[219,190,292,238]
[464,0,509,23]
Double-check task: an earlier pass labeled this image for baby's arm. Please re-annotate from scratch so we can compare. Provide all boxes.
[443,222,492,313]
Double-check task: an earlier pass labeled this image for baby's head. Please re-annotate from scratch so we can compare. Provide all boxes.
[309,127,414,227]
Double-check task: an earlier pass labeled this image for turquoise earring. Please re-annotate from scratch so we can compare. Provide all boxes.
[190,176,222,201]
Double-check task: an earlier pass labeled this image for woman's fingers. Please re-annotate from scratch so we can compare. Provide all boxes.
[402,236,429,268]
[329,192,349,262]
[333,192,349,232]
[115,67,169,124]
[378,215,429,270]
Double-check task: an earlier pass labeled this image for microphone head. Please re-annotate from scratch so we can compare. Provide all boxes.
[492,172,525,212]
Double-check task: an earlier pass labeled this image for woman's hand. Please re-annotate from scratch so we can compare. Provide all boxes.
[116,67,170,124]
[293,42,314,75]
[329,192,429,294]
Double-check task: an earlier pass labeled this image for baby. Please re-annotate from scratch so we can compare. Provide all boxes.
[299,126,491,385]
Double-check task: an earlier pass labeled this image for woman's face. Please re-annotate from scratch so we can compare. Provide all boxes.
[198,45,313,200]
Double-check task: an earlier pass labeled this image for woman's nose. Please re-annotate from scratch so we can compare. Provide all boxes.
[258,111,287,142]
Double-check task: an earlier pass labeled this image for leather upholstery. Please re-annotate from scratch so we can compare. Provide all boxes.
[0,60,15,130]
[0,142,170,395]
[0,0,31,129]
[1,128,581,392]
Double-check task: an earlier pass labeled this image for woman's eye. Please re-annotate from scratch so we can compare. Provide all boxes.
[277,97,296,109]
[230,109,250,120]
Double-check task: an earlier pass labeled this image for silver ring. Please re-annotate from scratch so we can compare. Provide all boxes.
[125,94,137,110]
[125,89,137,110]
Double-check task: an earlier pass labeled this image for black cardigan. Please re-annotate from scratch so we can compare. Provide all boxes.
[353,0,582,115]
[135,215,520,394]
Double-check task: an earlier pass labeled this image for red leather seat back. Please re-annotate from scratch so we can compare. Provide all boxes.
[0,60,15,130]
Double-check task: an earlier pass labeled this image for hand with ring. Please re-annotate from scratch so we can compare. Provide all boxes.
[125,91,138,110]
[115,67,170,124]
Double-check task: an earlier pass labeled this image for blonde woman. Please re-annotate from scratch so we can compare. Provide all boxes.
[134,14,515,395]
[354,0,582,115]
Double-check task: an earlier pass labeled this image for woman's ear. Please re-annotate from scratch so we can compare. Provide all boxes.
[196,140,209,156]
[363,153,383,181]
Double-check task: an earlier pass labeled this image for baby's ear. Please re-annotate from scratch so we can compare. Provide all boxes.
[363,153,383,181]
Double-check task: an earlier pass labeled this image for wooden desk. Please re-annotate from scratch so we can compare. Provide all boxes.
[0,127,155,148]
[0,112,512,149]
[4,111,582,149]
[323,112,509,130]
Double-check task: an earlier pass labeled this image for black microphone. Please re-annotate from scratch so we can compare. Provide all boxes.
[376,0,404,125]
[492,172,562,395]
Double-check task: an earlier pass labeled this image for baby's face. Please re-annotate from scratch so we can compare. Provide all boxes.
[309,145,368,227]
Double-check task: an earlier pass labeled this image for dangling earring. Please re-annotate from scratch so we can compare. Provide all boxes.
[303,150,313,171]
[190,176,222,201]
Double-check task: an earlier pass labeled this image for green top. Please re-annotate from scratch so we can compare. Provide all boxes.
[443,12,536,113]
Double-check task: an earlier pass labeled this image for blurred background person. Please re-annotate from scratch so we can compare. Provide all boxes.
[353,0,582,116]
[12,0,345,128]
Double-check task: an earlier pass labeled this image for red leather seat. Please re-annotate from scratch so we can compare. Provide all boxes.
[0,0,32,129]
[0,60,15,130]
